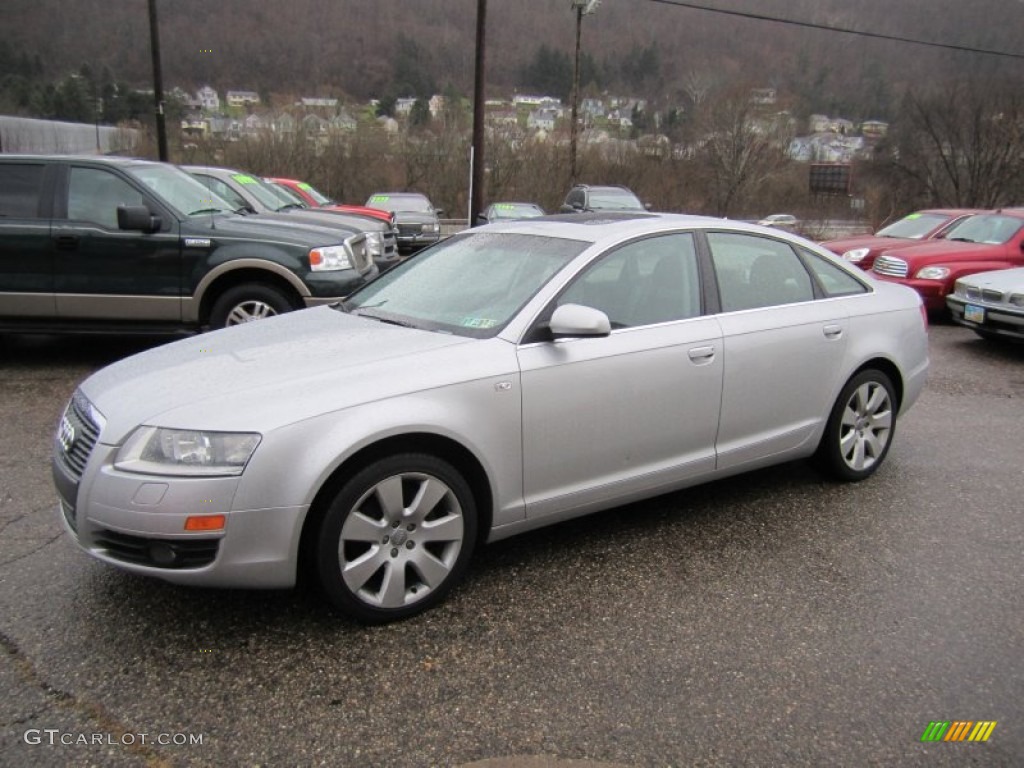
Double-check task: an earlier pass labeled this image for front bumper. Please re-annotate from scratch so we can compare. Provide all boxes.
[947,295,1024,340]
[54,441,306,589]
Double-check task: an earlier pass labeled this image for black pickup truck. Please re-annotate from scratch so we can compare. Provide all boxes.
[0,155,377,333]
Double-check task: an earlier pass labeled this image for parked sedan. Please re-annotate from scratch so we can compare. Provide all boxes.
[757,213,799,231]
[475,202,546,226]
[185,166,400,270]
[947,267,1024,341]
[871,210,1024,312]
[53,213,928,623]
[366,192,444,253]
[822,208,979,270]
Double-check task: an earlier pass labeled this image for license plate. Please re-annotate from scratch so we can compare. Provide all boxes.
[964,304,985,323]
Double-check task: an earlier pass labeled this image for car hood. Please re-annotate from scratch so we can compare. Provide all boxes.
[80,307,489,443]
[822,235,917,254]
[182,212,354,247]
[879,239,998,265]
[393,211,438,225]
[957,266,1024,290]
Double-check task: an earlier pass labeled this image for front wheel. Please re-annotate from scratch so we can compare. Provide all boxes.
[209,282,296,329]
[815,369,897,481]
[316,454,478,623]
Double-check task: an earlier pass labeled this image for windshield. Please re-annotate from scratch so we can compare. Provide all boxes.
[876,212,950,239]
[344,232,587,337]
[297,182,332,206]
[264,180,308,208]
[588,188,644,211]
[131,164,236,216]
[367,194,433,213]
[942,214,1022,245]
[491,203,545,220]
[226,174,301,211]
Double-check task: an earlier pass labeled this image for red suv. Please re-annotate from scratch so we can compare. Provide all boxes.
[870,210,1024,312]
[822,209,979,271]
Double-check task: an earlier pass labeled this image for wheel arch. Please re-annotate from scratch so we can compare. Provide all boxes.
[850,357,904,411]
[191,264,308,325]
[296,432,494,583]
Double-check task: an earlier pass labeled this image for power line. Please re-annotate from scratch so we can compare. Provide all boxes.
[647,0,1024,60]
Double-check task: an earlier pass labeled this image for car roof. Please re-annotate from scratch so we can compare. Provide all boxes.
[476,211,777,244]
[0,154,164,169]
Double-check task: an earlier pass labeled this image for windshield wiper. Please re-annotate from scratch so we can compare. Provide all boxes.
[275,204,305,212]
[352,308,417,328]
[949,237,975,242]
[189,207,230,216]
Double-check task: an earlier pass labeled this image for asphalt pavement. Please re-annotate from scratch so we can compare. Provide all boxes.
[0,324,1021,767]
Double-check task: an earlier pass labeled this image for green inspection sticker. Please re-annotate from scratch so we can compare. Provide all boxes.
[905,213,921,219]
[460,317,497,329]
[299,183,313,190]
[232,174,257,185]
[369,195,390,203]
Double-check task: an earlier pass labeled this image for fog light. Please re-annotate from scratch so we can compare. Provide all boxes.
[148,542,178,566]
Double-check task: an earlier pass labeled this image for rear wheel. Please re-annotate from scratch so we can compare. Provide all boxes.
[315,454,477,623]
[815,369,896,481]
[209,282,296,329]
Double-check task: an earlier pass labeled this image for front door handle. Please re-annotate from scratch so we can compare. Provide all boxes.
[687,345,716,363]
[55,235,80,251]
[823,324,843,339]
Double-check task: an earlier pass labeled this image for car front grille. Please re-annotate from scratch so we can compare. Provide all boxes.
[56,391,102,482]
[397,223,422,237]
[93,528,220,569]
[873,256,909,278]
[982,288,1004,302]
[346,234,372,272]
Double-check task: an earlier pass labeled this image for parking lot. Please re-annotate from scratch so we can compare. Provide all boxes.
[0,323,1021,767]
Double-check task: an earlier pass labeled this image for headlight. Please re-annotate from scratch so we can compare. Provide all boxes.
[309,244,353,271]
[423,222,440,234]
[115,427,261,476]
[842,247,870,263]
[364,231,383,256]
[915,266,950,280]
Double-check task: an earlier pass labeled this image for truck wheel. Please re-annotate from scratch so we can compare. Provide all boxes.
[209,283,297,329]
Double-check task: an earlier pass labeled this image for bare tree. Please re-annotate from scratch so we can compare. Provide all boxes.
[691,86,791,217]
[884,81,1024,208]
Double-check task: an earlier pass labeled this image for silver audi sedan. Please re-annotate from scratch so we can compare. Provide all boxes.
[53,213,929,622]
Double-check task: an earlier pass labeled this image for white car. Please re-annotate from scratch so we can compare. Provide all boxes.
[757,213,799,231]
[53,214,929,622]
[947,267,1024,341]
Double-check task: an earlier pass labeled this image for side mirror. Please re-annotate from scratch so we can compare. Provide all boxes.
[118,205,161,233]
[434,208,445,217]
[559,204,575,213]
[644,202,653,210]
[475,215,488,226]
[549,303,611,338]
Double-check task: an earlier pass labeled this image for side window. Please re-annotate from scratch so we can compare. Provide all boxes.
[558,233,701,328]
[567,190,584,208]
[799,248,868,297]
[197,176,246,210]
[67,167,144,230]
[707,232,814,311]
[0,164,46,218]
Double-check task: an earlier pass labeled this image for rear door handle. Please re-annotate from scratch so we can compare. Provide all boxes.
[687,345,716,363]
[823,324,843,339]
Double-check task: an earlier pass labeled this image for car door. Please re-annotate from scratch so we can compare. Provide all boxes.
[52,164,182,322]
[517,232,724,519]
[705,231,849,471]
[0,160,56,318]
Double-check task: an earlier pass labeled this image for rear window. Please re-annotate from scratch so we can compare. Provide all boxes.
[0,164,46,218]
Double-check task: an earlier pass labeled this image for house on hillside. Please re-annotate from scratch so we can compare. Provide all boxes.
[226,90,260,108]
[196,86,220,111]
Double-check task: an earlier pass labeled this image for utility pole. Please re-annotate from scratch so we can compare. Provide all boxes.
[569,0,601,187]
[470,0,487,227]
[147,0,169,161]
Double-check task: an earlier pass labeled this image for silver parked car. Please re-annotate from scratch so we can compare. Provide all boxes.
[53,213,929,622]
[947,266,1024,341]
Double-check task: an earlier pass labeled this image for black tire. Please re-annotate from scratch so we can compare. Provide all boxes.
[815,369,897,482]
[315,453,478,624]
[974,329,1009,344]
[209,282,297,329]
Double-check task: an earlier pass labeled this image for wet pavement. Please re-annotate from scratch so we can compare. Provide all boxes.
[1,324,1021,767]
